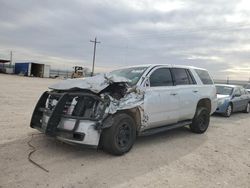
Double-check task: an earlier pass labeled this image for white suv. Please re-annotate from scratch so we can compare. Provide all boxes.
[31,64,217,155]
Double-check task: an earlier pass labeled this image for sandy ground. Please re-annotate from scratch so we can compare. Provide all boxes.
[0,73,249,188]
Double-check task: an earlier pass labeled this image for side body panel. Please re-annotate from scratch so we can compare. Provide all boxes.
[140,66,217,130]
[175,84,199,121]
[143,86,179,129]
[231,88,243,112]
[190,68,217,115]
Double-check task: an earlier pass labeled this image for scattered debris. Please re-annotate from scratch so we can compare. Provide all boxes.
[27,133,49,173]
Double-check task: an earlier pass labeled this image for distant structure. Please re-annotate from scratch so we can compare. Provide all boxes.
[14,62,50,78]
[0,59,13,74]
[214,79,248,86]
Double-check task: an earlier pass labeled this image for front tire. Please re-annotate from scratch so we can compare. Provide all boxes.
[100,113,136,155]
[224,104,232,117]
[190,107,210,134]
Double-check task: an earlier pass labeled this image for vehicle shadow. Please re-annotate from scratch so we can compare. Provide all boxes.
[31,126,205,160]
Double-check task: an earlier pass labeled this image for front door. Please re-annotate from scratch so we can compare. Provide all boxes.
[143,67,179,129]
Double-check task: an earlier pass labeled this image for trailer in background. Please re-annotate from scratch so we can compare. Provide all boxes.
[14,62,50,78]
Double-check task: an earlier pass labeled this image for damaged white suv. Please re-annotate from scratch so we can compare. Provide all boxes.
[31,64,217,155]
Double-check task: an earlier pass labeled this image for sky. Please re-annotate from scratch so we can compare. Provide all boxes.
[0,0,250,80]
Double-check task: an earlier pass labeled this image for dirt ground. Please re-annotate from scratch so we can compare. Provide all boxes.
[0,74,249,188]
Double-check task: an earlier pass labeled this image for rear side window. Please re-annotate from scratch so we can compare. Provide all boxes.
[171,68,195,85]
[195,69,213,85]
[150,68,174,87]
[240,87,246,95]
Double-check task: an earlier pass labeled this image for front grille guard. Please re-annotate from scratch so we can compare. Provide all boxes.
[30,91,108,136]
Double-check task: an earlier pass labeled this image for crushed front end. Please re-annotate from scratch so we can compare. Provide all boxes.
[30,91,109,147]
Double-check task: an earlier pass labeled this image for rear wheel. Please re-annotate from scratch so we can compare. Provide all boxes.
[190,107,210,134]
[100,113,136,155]
[244,103,250,113]
[224,104,232,117]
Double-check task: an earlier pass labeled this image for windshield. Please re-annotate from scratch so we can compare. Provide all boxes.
[109,67,148,86]
[216,85,233,95]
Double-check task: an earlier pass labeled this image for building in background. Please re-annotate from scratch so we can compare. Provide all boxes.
[0,59,14,74]
[14,62,50,78]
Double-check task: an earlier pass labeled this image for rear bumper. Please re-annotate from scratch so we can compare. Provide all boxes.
[30,91,107,147]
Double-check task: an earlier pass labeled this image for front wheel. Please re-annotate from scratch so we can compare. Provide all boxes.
[100,113,136,155]
[190,107,210,134]
[224,104,232,117]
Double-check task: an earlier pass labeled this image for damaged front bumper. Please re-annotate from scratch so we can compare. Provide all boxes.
[30,91,108,147]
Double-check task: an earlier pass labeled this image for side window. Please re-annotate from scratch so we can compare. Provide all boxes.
[195,69,213,85]
[171,68,190,85]
[234,88,241,96]
[240,87,245,95]
[186,69,196,84]
[150,68,174,87]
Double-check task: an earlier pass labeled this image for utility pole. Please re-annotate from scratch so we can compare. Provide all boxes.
[90,37,100,76]
[10,51,13,66]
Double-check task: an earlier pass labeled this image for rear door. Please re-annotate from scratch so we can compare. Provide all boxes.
[171,68,198,120]
[232,87,242,111]
[143,67,179,129]
[239,87,249,110]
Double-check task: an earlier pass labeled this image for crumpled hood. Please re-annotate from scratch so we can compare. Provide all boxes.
[49,73,131,93]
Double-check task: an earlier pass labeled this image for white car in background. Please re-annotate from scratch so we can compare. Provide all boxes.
[31,64,217,155]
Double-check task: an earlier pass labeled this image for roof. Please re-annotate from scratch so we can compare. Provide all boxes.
[215,84,241,88]
[0,59,10,63]
[116,64,206,70]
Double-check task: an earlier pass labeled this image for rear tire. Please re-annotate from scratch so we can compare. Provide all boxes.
[100,113,136,155]
[190,107,210,134]
[244,102,250,113]
[224,104,232,117]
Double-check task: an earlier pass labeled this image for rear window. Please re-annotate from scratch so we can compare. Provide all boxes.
[195,69,213,85]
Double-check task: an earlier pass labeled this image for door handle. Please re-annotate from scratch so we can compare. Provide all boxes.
[193,90,198,93]
[170,93,177,96]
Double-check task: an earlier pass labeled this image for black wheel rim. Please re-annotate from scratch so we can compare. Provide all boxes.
[116,123,131,148]
[198,113,208,130]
